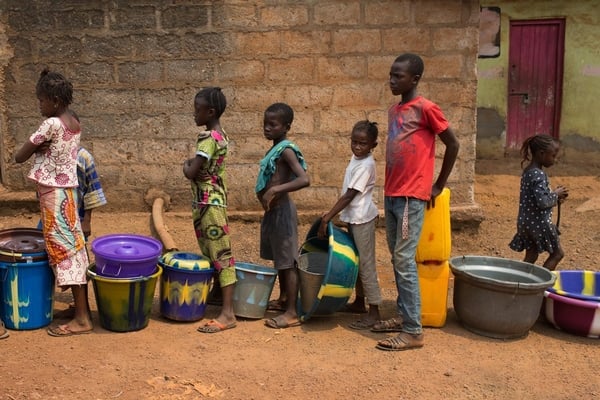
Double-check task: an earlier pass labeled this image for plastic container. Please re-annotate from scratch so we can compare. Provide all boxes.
[160,251,212,271]
[298,251,327,314]
[416,188,451,263]
[0,259,54,330]
[547,270,600,302]
[297,219,359,322]
[450,255,556,339]
[232,262,277,319]
[544,290,600,338]
[87,263,161,332]
[159,254,215,321]
[418,260,450,328]
[0,228,47,263]
[92,234,162,278]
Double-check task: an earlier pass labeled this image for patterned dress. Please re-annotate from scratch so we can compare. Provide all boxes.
[190,130,235,285]
[509,167,560,254]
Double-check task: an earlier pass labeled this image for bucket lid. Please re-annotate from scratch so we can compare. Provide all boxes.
[160,251,212,271]
[92,234,162,261]
[0,228,47,257]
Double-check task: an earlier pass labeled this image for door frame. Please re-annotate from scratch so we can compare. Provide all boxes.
[507,18,565,149]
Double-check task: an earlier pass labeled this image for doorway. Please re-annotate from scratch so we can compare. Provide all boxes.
[506,19,565,150]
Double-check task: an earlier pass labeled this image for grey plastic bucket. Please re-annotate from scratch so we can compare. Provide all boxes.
[232,262,277,319]
[298,252,328,314]
[450,255,556,339]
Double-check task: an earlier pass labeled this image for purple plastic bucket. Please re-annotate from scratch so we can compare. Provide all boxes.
[92,234,162,278]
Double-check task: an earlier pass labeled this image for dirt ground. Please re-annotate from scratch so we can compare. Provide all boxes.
[2,159,600,400]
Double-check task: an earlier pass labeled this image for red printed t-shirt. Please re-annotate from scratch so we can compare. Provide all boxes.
[385,96,449,201]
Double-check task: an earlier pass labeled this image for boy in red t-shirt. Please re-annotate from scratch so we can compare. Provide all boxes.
[373,53,459,351]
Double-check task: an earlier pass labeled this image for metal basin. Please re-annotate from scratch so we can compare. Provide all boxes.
[450,255,556,339]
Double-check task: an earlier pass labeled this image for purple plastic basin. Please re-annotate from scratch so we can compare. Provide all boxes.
[544,291,600,338]
[92,234,162,278]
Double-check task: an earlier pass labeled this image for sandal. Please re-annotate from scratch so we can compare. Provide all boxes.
[348,319,377,330]
[370,317,404,332]
[376,332,424,351]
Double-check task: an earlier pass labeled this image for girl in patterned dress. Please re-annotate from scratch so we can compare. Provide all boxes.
[509,134,569,271]
[15,69,92,336]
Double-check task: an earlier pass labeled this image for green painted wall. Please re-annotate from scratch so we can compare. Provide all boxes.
[477,1,600,150]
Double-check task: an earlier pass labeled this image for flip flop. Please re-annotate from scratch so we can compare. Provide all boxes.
[264,315,301,329]
[370,317,404,332]
[0,321,9,340]
[197,319,237,334]
[348,319,377,330]
[266,300,286,312]
[47,324,93,337]
[376,332,424,351]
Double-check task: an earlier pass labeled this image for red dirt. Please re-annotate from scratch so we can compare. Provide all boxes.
[2,160,600,399]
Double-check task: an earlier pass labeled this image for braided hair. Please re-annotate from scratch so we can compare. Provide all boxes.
[352,120,378,142]
[195,87,227,118]
[35,68,73,106]
[519,134,557,168]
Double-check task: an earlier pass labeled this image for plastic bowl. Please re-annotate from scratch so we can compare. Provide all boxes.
[544,291,600,338]
[546,270,600,302]
[450,255,556,339]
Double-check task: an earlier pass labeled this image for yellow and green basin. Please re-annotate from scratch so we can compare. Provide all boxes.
[297,219,359,322]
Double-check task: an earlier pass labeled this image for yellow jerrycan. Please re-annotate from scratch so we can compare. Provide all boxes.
[418,260,450,327]
[416,187,451,263]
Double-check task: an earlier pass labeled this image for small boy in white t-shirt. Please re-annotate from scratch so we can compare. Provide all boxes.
[318,120,382,330]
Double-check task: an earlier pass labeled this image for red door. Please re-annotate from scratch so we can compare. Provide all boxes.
[507,19,565,149]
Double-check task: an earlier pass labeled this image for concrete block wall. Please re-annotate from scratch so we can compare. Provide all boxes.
[0,0,480,218]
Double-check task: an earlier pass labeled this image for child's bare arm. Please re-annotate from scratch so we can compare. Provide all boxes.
[183,155,206,180]
[262,148,310,210]
[431,127,459,207]
[318,189,358,238]
[15,141,40,163]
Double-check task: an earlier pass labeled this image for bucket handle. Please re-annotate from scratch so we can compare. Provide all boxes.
[100,263,122,277]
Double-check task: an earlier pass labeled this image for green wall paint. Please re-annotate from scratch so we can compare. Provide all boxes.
[477,1,600,141]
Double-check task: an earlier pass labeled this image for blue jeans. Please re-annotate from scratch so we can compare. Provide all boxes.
[384,196,426,334]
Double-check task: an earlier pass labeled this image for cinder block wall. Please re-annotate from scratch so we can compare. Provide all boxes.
[0,0,480,219]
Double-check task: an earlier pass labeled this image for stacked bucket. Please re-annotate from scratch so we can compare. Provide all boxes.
[0,228,54,330]
[416,188,451,327]
[544,270,600,338]
[89,234,162,332]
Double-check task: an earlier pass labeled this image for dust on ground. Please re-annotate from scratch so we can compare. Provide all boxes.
[1,159,600,400]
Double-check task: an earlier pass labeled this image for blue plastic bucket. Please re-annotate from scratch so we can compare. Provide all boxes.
[0,259,54,330]
[87,264,161,332]
[233,262,277,319]
[159,261,214,321]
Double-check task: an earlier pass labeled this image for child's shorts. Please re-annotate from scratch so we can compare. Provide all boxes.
[260,199,298,270]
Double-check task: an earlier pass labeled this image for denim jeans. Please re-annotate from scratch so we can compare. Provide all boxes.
[384,196,426,334]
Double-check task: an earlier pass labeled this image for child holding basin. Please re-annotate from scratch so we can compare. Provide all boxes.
[318,120,383,330]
